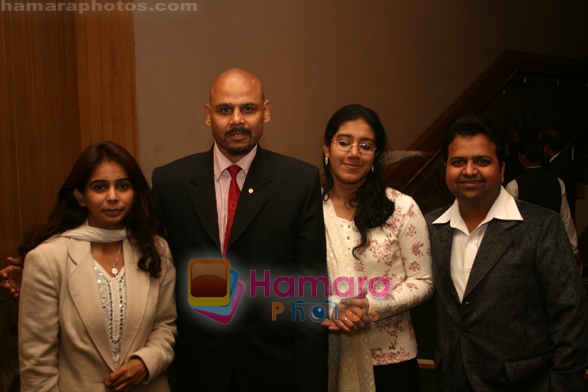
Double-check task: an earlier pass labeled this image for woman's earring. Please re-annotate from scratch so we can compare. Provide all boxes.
[325,156,329,166]
[371,165,374,172]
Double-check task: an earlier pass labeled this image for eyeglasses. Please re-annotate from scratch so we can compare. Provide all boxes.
[329,140,377,154]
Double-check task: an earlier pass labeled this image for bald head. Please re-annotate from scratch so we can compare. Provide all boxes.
[205,68,271,163]
[209,68,265,103]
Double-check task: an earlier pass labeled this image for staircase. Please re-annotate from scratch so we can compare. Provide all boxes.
[384,51,588,212]
[384,50,588,274]
[569,117,588,185]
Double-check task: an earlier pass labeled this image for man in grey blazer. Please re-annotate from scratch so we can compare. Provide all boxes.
[426,115,588,391]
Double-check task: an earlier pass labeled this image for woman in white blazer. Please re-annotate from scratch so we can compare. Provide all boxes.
[18,141,177,392]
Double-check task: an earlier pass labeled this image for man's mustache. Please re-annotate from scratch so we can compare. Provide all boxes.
[225,128,251,137]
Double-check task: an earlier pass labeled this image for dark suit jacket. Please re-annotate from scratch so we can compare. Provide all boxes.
[426,200,588,392]
[152,146,328,392]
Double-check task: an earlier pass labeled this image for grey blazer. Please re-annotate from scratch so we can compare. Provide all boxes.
[426,200,588,392]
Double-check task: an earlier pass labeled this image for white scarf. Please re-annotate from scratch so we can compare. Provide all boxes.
[61,220,128,243]
[323,198,376,392]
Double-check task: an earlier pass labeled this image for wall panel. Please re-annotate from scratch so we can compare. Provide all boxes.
[1,0,138,265]
[75,0,138,153]
[1,2,138,390]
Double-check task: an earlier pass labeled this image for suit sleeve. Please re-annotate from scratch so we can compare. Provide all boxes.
[293,167,329,392]
[536,213,588,390]
[18,249,61,392]
[130,240,177,384]
[294,167,327,276]
[505,180,518,199]
[558,179,578,253]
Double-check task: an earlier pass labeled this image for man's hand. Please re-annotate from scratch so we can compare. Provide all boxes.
[0,257,23,299]
[420,150,436,160]
[104,358,149,392]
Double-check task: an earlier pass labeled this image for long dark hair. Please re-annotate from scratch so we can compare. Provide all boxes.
[322,104,395,258]
[19,141,166,278]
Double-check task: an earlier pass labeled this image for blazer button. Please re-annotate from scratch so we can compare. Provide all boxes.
[461,330,469,337]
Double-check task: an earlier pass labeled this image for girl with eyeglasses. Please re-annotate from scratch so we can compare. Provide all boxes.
[321,104,433,392]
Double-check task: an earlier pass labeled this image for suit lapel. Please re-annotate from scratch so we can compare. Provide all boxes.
[119,240,150,363]
[431,222,461,320]
[187,149,221,248]
[68,239,116,370]
[463,219,519,298]
[229,147,273,247]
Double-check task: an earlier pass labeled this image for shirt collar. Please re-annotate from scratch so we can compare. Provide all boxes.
[213,143,258,180]
[433,187,523,232]
[549,151,561,163]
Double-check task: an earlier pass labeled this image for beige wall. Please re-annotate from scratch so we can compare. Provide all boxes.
[134,0,588,180]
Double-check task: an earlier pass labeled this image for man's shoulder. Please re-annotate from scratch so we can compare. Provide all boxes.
[516,167,559,180]
[258,148,316,168]
[550,153,576,170]
[255,147,319,176]
[515,199,559,222]
[510,200,566,242]
[505,178,517,189]
[425,205,451,224]
[155,150,211,172]
[152,150,212,186]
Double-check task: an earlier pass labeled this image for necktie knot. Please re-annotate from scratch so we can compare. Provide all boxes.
[228,165,241,179]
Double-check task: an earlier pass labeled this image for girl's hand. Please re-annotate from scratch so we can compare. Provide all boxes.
[104,358,148,392]
[321,293,371,334]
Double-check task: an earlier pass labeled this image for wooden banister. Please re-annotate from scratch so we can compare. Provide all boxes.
[385,51,588,190]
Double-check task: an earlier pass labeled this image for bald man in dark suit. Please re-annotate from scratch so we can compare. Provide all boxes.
[152,69,328,392]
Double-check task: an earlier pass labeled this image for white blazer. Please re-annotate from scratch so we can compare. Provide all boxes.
[18,235,177,392]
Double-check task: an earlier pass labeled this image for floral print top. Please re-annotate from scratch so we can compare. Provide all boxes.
[338,188,433,365]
